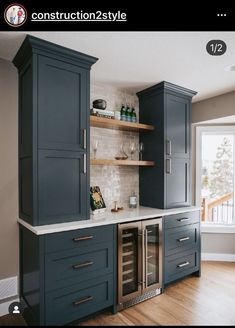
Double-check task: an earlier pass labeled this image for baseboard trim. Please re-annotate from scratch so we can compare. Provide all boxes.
[0,298,19,317]
[202,252,235,262]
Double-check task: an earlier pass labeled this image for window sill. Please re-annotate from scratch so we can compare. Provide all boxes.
[201,224,235,233]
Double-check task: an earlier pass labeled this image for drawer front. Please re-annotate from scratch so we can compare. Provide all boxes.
[45,225,114,253]
[165,223,200,256]
[45,274,113,326]
[45,242,113,291]
[164,250,199,284]
[164,210,200,229]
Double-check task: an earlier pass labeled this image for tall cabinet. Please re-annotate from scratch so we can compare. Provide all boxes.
[13,35,98,225]
[137,81,197,209]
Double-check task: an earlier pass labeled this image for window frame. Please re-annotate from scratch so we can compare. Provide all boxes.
[195,125,235,230]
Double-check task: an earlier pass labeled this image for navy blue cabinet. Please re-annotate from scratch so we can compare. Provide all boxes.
[13,36,98,226]
[137,82,197,209]
[163,211,201,285]
[19,224,117,326]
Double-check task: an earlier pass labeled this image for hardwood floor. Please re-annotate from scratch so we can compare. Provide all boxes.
[80,261,235,326]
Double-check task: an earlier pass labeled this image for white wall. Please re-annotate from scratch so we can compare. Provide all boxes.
[0,58,19,281]
[192,93,235,258]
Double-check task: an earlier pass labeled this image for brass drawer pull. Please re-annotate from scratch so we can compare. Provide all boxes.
[178,237,190,242]
[177,218,190,222]
[73,296,93,306]
[72,261,93,270]
[177,261,190,268]
[73,235,93,242]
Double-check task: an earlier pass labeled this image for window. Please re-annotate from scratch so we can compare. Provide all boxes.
[196,126,235,225]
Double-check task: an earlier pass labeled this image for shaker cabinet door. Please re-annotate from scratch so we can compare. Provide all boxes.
[166,157,190,208]
[166,94,190,158]
[38,150,87,225]
[37,56,87,152]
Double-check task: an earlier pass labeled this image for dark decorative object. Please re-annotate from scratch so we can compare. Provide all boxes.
[93,99,107,110]
[90,186,106,214]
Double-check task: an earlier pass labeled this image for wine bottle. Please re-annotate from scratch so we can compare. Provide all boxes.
[131,107,137,123]
[125,105,131,122]
[120,104,126,121]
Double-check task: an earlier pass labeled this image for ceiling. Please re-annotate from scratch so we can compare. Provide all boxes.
[199,115,235,124]
[0,31,235,102]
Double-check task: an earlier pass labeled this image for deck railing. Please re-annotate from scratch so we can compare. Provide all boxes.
[201,192,234,223]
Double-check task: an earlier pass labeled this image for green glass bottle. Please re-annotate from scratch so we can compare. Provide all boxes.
[125,105,131,122]
[131,107,137,123]
[120,104,126,121]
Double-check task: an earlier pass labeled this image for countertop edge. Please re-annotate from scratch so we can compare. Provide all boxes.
[17,206,200,235]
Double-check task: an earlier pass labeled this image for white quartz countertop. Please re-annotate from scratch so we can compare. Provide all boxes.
[17,206,200,235]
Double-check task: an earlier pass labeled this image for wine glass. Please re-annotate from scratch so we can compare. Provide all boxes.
[139,142,144,160]
[92,140,99,159]
[129,141,137,160]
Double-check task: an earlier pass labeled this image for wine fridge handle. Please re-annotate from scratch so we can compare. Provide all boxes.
[142,228,145,289]
[145,229,148,289]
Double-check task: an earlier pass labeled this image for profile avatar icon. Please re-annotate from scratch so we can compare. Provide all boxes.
[4,4,27,27]
[8,301,22,315]
[13,305,20,314]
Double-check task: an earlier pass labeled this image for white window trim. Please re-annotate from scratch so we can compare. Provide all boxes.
[195,125,235,232]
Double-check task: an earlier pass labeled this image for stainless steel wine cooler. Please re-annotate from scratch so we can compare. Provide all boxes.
[118,218,162,310]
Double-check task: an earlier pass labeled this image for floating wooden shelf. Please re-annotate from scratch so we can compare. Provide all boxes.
[90,115,154,132]
[90,159,155,166]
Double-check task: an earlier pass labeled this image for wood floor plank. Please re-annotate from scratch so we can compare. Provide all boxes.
[80,262,235,326]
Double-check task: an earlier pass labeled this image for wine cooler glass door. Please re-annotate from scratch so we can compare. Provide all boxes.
[118,222,142,304]
[142,218,162,291]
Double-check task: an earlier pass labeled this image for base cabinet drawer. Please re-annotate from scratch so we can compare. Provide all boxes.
[45,242,113,291]
[164,211,200,229]
[45,274,114,326]
[165,223,200,256]
[164,250,199,284]
[45,225,114,253]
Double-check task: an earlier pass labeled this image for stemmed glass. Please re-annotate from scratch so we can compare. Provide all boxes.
[129,141,137,160]
[92,140,99,159]
[139,142,144,160]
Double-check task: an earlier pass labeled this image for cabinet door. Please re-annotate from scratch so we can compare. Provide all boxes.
[38,55,88,152]
[166,94,190,158]
[166,157,190,208]
[118,222,142,305]
[142,218,162,292]
[38,150,87,225]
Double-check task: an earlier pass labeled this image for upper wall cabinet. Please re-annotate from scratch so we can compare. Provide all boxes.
[37,56,87,151]
[137,82,197,209]
[13,35,98,226]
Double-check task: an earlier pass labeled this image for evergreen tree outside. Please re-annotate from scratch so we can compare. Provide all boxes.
[209,137,233,199]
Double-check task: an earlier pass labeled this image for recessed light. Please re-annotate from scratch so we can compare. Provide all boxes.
[225,65,235,71]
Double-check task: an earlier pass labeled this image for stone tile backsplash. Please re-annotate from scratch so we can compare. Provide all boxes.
[90,83,139,211]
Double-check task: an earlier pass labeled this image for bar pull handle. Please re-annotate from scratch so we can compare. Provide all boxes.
[177,218,190,222]
[177,261,190,268]
[83,154,86,174]
[73,235,93,242]
[178,237,190,242]
[145,229,148,289]
[166,140,172,155]
[72,261,93,270]
[166,159,171,174]
[73,296,93,306]
[142,228,146,288]
[83,129,87,149]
